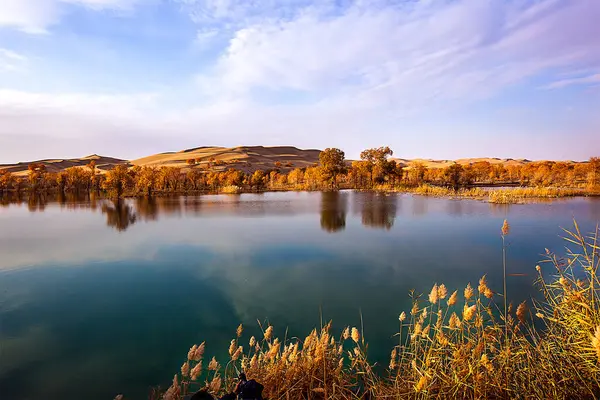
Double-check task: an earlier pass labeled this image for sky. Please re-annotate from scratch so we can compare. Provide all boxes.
[0,0,599,163]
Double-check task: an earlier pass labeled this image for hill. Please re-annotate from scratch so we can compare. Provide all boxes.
[130,145,322,173]
[0,154,129,177]
[0,146,585,177]
[392,157,535,169]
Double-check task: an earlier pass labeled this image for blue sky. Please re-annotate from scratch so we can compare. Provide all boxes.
[0,0,598,163]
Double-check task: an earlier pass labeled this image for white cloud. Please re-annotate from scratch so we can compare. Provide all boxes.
[198,0,600,109]
[194,28,219,49]
[63,0,145,9]
[1,0,600,162]
[0,49,28,72]
[176,0,317,26]
[543,73,600,89]
[0,89,165,161]
[0,0,60,34]
[0,89,160,118]
[0,0,148,33]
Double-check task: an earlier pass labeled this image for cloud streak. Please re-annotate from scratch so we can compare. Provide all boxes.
[199,0,600,107]
[544,73,600,89]
[0,0,148,33]
[0,49,28,72]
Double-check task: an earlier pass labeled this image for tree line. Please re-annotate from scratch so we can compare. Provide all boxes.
[1,148,599,198]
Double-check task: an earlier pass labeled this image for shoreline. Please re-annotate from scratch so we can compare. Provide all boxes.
[2,184,599,205]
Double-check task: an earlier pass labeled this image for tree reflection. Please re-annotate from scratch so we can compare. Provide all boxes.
[101,200,137,232]
[360,193,397,230]
[57,191,92,210]
[320,191,347,233]
[155,197,184,217]
[28,193,48,212]
[183,197,202,215]
[1,192,24,208]
[135,196,159,221]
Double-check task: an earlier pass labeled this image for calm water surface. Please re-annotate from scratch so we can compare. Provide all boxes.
[1,191,600,399]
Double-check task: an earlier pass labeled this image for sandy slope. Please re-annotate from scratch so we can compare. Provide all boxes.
[131,146,322,173]
[392,157,535,169]
[0,146,581,176]
[0,155,129,177]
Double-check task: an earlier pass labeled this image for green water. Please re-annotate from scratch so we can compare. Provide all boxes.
[1,191,599,399]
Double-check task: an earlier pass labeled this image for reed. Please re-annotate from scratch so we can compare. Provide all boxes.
[488,187,585,203]
[410,184,487,198]
[143,221,600,400]
[219,185,242,194]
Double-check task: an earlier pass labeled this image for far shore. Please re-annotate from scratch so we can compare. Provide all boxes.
[3,184,599,205]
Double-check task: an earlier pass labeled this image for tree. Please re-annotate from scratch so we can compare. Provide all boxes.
[135,166,158,196]
[251,170,266,190]
[588,157,600,189]
[407,162,427,186]
[288,168,304,187]
[204,172,220,190]
[187,159,197,166]
[64,166,90,191]
[157,167,182,192]
[223,169,245,187]
[360,146,393,186]
[0,170,15,193]
[350,161,371,189]
[186,169,206,191]
[303,166,323,190]
[56,171,68,192]
[443,163,464,190]
[27,163,47,191]
[103,165,132,198]
[319,148,346,189]
[87,160,98,191]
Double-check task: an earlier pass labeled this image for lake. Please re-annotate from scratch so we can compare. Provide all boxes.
[1,191,600,399]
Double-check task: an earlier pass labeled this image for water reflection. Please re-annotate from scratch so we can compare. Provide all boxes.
[101,200,137,232]
[1,191,600,400]
[135,196,159,222]
[412,196,427,216]
[0,192,22,207]
[27,193,48,212]
[2,192,600,235]
[320,191,348,233]
[359,192,397,230]
[56,191,100,211]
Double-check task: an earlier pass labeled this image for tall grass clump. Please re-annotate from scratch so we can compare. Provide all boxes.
[144,221,600,400]
[488,187,585,204]
[412,184,487,198]
[219,185,242,194]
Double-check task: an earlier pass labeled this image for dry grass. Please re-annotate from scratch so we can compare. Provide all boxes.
[411,185,487,199]
[219,185,242,194]
[144,221,600,400]
[488,187,585,204]
[390,185,589,204]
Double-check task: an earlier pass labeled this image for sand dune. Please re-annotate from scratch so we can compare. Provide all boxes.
[0,154,129,176]
[0,146,583,177]
[393,157,543,169]
[131,145,322,173]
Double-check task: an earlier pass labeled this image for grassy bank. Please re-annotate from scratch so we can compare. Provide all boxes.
[385,184,595,204]
[133,221,600,400]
